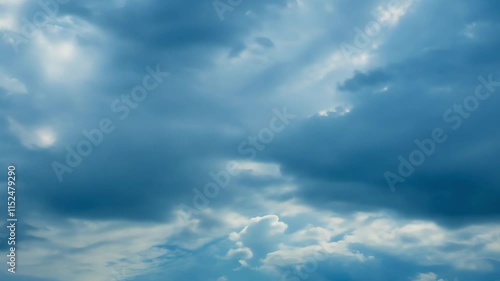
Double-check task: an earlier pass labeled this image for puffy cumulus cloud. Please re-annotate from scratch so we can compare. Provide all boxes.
[0,0,24,31]
[227,215,288,264]
[139,200,499,280]
[167,177,500,279]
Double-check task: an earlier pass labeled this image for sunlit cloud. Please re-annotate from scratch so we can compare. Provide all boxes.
[8,117,57,149]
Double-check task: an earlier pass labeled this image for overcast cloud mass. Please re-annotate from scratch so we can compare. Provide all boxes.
[1,0,500,280]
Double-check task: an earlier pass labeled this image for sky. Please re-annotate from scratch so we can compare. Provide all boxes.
[0,0,500,280]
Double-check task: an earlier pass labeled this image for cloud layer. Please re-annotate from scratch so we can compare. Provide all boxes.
[1,0,499,280]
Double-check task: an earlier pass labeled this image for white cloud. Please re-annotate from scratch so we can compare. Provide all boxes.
[0,73,27,94]
[17,206,253,281]
[17,188,500,281]
[220,188,500,276]
[412,272,446,281]
[227,215,288,264]
[7,117,57,149]
[22,218,173,281]
[34,34,95,84]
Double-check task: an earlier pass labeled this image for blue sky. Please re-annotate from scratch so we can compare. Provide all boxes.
[0,0,500,280]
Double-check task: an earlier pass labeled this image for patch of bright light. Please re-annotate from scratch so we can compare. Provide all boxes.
[232,161,281,177]
[35,128,57,148]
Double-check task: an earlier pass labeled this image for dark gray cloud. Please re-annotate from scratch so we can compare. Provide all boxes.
[1,0,500,280]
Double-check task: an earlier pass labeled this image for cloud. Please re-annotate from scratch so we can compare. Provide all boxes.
[412,272,446,281]
[262,1,500,224]
[1,0,500,280]
[7,117,56,149]
[0,72,27,94]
